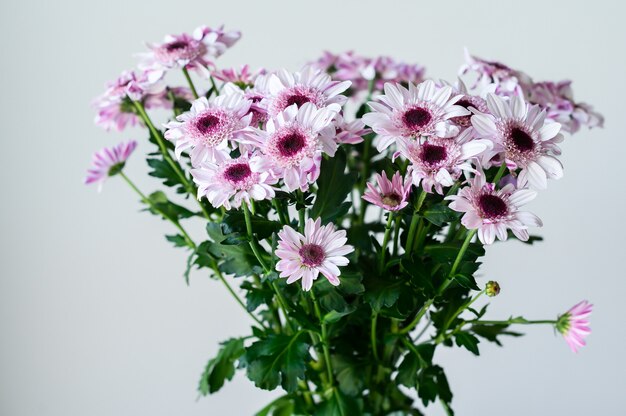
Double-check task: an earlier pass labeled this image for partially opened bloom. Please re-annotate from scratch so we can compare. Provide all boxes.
[276,218,354,291]
[334,114,370,144]
[446,173,542,244]
[191,152,277,210]
[459,50,533,98]
[472,94,564,190]
[362,80,469,151]
[164,94,252,166]
[245,102,337,191]
[399,130,492,194]
[84,140,137,191]
[264,67,351,117]
[362,171,411,211]
[556,300,593,353]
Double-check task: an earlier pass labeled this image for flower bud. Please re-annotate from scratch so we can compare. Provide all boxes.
[485,281,500,297]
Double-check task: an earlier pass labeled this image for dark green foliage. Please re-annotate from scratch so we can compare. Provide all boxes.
[198,338,245,395]
[454,332,481,355]
[310,149,358,224]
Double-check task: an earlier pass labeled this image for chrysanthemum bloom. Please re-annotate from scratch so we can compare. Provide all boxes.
[264,67,351,117]
[527,81,604,134]
[276,218,354,291]
[139,25,241,81]
[362,80,469,151]
[362,171,412,211]
[244,103,338,192]
[459,50,533,98]
[446,173,542,245]
[164,94,252,166]
[93,71,169,131]
[222,76,270,127]
[398,130,492,194]
[556,300,592,353]
[213,65,266,86]
[334,114,370,145]
[191,152,277,210]
[471,94,564,190]
[84,140,137,191]
[446,79,492,129]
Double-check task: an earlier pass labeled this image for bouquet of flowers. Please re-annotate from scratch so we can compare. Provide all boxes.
[86,25,602,415]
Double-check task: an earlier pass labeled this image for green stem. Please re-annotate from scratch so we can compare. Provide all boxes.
[182,67,199,99]
[273,199,289,225]
[378,213,395,273]
[392,215,401,256]
[310,290,334,387]
[166,88,182,117]
[371,312,380,362]
[358,137,373,223]
[493,163,508,185]
[209,76,219,96]
[242,203,270,272]
[435,290,485,344]
[405,190,427,253]
[472,319,556,326]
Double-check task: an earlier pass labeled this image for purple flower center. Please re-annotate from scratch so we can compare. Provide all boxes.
[510,127,534,152]
[166,41,188,51]
[224,163,252,183]
[381,193,402,207]
[299,243,325,267]
[420,143,447,165]
[285,93,311,108]
[277,132,307,157]
[403,107,432,129]
[456,99,474,109]
[478,194,508,218]
[196,114,220,135]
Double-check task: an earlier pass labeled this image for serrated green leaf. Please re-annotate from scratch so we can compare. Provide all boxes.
[453,273,480,291]
[310,149,358,224]
[454,331,481,355]
[422,203,460,227]
[313,389,360,416]
[198,338,245,395]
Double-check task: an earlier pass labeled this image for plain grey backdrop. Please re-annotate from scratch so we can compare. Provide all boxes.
[1,0,625,414]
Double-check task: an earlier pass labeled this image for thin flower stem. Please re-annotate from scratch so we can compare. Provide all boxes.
[378,213,395,273]
[399,229,478,335]
[132,100,211,220]
[405,190,428,253]
[242,203,270,272]
[371,312,380,362]
[472,319,556,326]
[493,163,508,185]
[310,289,334,387]
[119,172,264,327]
[182,67,199,99]
[435,290,486,344]
[358,136,372,223]
[392,214,401,256]
[273,199,289,225]
[210,76,219,96]
[166,88,182,117]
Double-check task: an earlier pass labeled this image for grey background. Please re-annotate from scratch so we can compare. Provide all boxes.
[1,0,624,414]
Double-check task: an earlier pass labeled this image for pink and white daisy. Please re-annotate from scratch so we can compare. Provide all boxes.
[244,103,338,192]
[191,152,277,210]
[556,300,593,353]
[264,67,351,117]
[398,130,492,194]
[275,218,354,291]
[471,94,564,190]
[222,76,271,127]
[213,65,266,86]
[334,114,370,145]
[362,171,412,211]
[84,140,137,191]
[164,94,252,166]
[362,80,469,152]
[446,173,542,245]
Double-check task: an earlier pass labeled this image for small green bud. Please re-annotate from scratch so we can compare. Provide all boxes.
[485,281,500,297]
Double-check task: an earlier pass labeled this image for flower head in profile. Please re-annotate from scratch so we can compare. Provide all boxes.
[164,94,252,166]
[472,94,564,190]
[84,140,137,191]
[362,171,411,211]
[446,173,542,245]
[264,67,351,117]
[556,300,592,353]
[245,102,338,191]
[276,218,354,291]
[191,152,277,210]
[362,80,469,151]
[459,50,533,98]
[399,129,492,194]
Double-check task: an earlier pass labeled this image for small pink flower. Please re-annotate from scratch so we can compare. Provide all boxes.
[334,114,371,145]
[213,65,266,85]
[362,80,469,152]
[84,140,137,191]
[557,300,592,353]
[362,171,411,211]
[164,94,252,166]
[191,152,277,210]
[459,50,533,98]
[276,218,354,291]
[446,173,542,245]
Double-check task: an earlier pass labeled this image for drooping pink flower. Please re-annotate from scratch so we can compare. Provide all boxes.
[163,94,252,166]
[446,173,542,245]
[471,94,564,190]
[264,67,351,117]
[362,171,412,211]
[276,218,354,291]
[84,140,137,191]
[399,129,492,194]
[191,152,277,210]
[244,103,338,192]
[556,300,593,353]
[362,80,469,152]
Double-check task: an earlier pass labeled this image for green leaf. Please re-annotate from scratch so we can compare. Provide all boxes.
[222,211,282,241]
[424,242,485,263]
[453,273,480,291]
[470,324,523,346]
[422,203,460,227]
[396,343,435,388]
[147,157,182,189]
[417,365,453,407]
[198,338,245,395]
[198,223,260,276]
[254,395,295,416]
[364,277,405,312]
[146,191,195,221]
[313,389,360,416]
[244,332,310,393]
[310,149,358,223]
[332,355,367,396]
[454,331,481,355]
[165,234,188,248]
[323,305,356,324]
